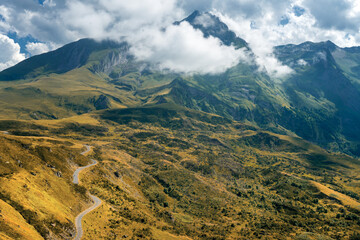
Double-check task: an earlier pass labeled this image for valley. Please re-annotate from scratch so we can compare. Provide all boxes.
[0,10,360,240]
[1,108,360,239]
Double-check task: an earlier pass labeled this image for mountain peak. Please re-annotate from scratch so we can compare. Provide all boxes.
[323,40,337,50]
[0,38,127,81]
[185,10,202,21]
[175,11,248,49]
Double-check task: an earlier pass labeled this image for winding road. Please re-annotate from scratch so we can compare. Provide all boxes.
[72,159,97,185]
[80,145,91,155]
[73,145,102,240]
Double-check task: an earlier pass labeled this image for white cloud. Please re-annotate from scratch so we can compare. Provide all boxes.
[209,0,360,76]
[60,1,113,39]
[130,21,249,74]
[297,59,308,66]
[313,51,327,64]
[43,0,56,7]
[2,0,360,74]
[193,13,216,28]
[28,0,249,74]
[0,5,12,33]
[0,5,11,21]
[0,34,25,71]
[25,42,53,56]
[215,11,293,77]
[56,0,183,41]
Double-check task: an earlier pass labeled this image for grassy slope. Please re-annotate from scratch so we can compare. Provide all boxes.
[0,133,93,239]
[1,105,359,239]
[0,61,177,121]
[0,40,360,239]
[0,42,359,158]
[0,67,132,120]
[0,199,43,240]
[83,107,360,239]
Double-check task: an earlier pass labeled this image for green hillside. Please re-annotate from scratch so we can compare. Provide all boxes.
[0,10,360,240]
[1,30,359,156]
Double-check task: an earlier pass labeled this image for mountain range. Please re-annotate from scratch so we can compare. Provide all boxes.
[1,11,360,240]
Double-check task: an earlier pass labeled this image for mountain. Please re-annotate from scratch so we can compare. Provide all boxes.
[0,11,359,156]
[0,12,359,156]
[0,39,127,81]
[275,41,360,155]
[175,10,249,49]
[1,11,360,240]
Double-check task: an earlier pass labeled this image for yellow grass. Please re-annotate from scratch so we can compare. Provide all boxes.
[311,181,360,211]
[1,170,76,222]
[152,229,193,240]
[0,199,43,240]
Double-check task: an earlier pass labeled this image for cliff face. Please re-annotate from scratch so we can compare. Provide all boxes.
[89,44,131,75]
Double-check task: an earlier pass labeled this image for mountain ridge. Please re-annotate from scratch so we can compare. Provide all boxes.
[0,38,126,81]
[0,11,359,157]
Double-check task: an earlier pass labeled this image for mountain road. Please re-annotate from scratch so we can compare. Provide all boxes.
[73,145,102,240]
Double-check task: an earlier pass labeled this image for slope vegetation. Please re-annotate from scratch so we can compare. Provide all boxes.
[0,106,359,239]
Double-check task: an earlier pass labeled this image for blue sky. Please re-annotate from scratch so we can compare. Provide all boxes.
[1,0,360,73]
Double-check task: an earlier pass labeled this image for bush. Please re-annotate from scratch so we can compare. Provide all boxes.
[350,233,360,240]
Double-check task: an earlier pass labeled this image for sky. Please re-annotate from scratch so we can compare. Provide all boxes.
[1,0,360,75]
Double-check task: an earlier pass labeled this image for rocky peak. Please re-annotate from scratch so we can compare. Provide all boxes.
[175,10,248,49]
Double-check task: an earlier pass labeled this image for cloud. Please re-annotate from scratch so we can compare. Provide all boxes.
[57,0,183,41]
[25,42,52,56]
[43,0,56,7]
[209,0,360,76]
[1,0,360,75]
[0,5,12,33]
[193,13,216,28]
[57,0,251,74]
[297,59,308,66]
[130,21,249,74]
[0,0,252,75]
[303,0,359,31]
[60,1,114,39]
[179,0,293,19]
[215,11,293,77]
[0,34,25,70]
